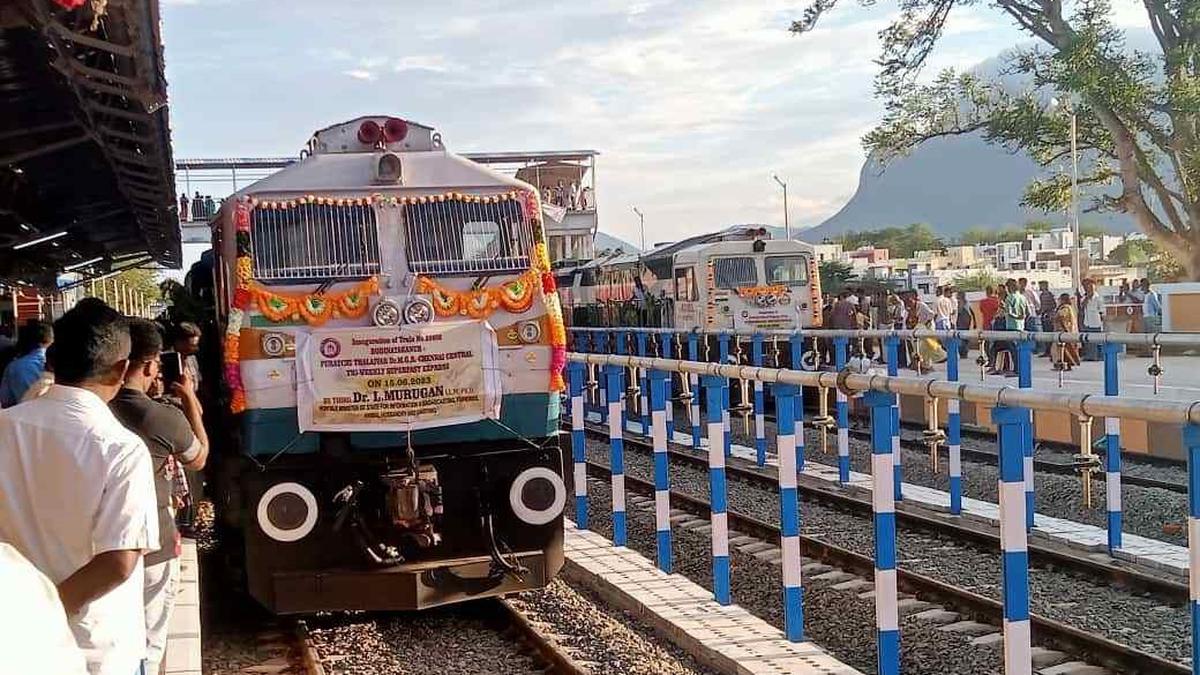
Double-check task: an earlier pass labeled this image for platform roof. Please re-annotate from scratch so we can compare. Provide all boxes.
[0,0,178,288]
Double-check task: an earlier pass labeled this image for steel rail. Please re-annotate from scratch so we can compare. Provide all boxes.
[293,620,327,675]
[570,325,1200,348]
[493,599,590,675]
[568,353,1200,425]
[578,421,1187,598]
[581,459,1187,675]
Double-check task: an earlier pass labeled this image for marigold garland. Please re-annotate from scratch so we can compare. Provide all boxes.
[251,277,379,327]
[415,270,538,319]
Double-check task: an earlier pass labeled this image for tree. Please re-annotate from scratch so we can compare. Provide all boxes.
[839,222,944,257]
[1107,238,1156,265]
[953,269,1005,292]
[792,0,1200,277]
[819,260,856,294]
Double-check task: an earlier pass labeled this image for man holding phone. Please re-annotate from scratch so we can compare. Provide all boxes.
[110,319,208,675]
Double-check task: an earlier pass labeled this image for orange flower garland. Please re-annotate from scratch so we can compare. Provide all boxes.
[252,277,379,326]
[415,270,538,319]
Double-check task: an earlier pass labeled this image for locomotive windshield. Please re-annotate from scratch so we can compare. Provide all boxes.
[713,256,757,289]
[404,198,534,275]
[250,202,381,283]
[765,255,810,286]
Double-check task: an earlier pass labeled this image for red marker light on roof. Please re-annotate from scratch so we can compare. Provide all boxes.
[383,118,409,143]
[357,120,382,144]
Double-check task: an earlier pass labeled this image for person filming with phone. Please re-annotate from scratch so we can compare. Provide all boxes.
[110,319,209,675]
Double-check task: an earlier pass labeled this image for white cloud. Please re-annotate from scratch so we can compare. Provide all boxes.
[393,55,457,73]
[343,69,376,81]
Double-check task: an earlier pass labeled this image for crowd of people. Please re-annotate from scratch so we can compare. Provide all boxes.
[540,180,593,211]
[818,276,1163,376]
[179,191,218,223]
[0,302,208,675]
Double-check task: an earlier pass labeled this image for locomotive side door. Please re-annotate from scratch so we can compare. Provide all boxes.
[673,265,700,330]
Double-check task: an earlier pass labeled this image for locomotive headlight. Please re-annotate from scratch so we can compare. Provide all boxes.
[518,320,542,343]
[508,467,566,526]
[256,482,319,543]
[403,298,434,325]
[372,298,402,326]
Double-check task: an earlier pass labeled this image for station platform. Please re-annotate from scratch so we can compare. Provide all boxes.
[563,520,861,674]
[957,351,1199,400]
[163,539,202,675]
[590,413,1191,578]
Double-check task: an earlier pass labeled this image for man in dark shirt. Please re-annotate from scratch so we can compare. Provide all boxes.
[110,319,208,675]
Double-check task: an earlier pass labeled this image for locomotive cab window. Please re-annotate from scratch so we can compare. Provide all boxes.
[405,198,533,275]
[674,267,696,301]
[713,257,757,290]
[765,256,810,286]
[250,202,381,283]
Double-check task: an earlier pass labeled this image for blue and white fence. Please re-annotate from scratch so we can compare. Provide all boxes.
[565,346,1200,675]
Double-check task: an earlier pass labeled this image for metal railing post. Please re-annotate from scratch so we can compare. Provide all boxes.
[615,330,630,432]
[790,333,807,472]
[719,332,732,457]
[994,404,1032,675]
[834,336,850,485]
[605,361,627,546]
[650,368,672,573]
[568,361,588,529]
[688,332,701,451]
[636,331,650,438]
[752,333,767,467]
[885,335,903,502]
[1185,424,1200,675]
[946,336,963,515]
[865,389,900,675]
[704,374,731,604]
[662,332,675,441]
[596,331,609,425]
[774,380,804,641]
[1017,338,1036,531]
[1103,342,1123,553]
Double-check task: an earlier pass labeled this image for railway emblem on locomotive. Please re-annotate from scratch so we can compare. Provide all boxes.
[319,336,341,358]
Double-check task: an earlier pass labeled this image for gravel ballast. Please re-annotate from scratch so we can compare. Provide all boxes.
[509,579,716,675]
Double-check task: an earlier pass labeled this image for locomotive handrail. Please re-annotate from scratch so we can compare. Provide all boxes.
[568,325,1200,348]
[567,352,1200,425]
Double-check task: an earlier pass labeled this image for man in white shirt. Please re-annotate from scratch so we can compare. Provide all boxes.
[0,303,158,675]
[0,543,88,674]
[1080,278,1106,361]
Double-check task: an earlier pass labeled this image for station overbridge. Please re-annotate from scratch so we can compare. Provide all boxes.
[562,337,1200,675]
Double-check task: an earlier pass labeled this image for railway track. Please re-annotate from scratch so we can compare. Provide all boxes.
[295,600,588,674]
[580,452,1187,675]
[581,421,1186,599]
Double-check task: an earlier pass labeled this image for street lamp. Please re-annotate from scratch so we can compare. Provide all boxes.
[1050,95,1082,292]
[632,206,645,250]
[773,174,790,240]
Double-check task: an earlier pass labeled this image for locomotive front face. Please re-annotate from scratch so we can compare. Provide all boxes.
[214,117,568,613]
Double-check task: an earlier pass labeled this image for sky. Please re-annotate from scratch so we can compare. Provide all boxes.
[160,0,1151,271]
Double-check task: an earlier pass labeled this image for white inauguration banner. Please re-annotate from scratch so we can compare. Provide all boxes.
[296,321,502,432]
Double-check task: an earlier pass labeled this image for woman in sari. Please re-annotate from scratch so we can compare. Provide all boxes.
[1053,293,1081,370]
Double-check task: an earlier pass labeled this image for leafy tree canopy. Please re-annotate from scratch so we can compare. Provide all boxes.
[793,0,1200,277]
[819,259,857,294]
[953,269,1006,292]
[838,222,944,257]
